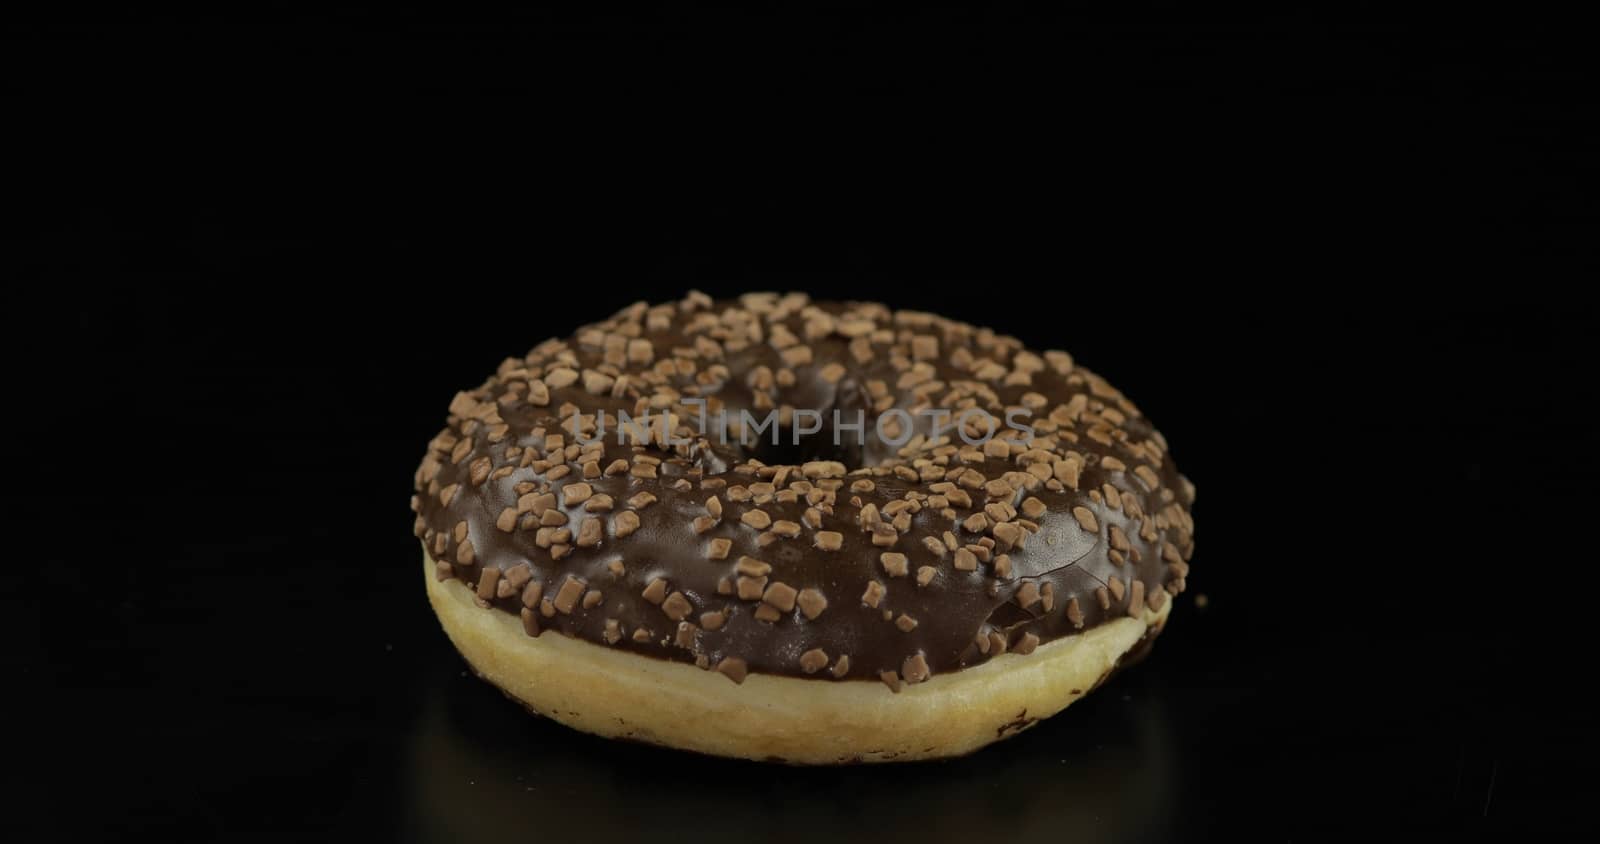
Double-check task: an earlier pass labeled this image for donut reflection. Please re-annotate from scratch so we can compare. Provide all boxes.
[403,661,1178,844]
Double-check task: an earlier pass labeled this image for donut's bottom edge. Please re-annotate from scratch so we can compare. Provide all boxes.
[424,551,1171,764]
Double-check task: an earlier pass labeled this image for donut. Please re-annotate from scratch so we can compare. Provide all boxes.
[412,291,1196,763]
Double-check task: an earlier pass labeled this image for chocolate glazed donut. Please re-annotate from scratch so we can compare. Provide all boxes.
[413,292,1196,763]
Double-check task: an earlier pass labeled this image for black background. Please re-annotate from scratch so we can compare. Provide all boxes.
[9,7,1596,842]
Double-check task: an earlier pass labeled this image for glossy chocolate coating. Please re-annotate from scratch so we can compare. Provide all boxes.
[413,293,1195,686]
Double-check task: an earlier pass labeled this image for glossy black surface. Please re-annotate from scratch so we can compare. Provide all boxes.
[27,284,1593,841]
[13,10,1593,841]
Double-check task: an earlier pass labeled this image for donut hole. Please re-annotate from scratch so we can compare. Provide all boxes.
[742,417,866,469]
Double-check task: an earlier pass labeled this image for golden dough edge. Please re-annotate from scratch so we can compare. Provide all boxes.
[424,551,1171,764]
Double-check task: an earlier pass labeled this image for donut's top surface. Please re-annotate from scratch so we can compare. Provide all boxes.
[413,292,1195,690]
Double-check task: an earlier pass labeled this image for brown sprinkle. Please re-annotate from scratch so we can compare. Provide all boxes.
[519,491,555,514]
[492,575,516,599]
[1066,597,1085,627]
[800,648,830,674]
[475,567,499,601]
[984,502,1014,523]
[736,556,772,577]
[797,588,828,619]
[737,576,768,601]
[642,578,668,604]
[576,517,603,547]
[613,510,641,538]
[902,653,931,683]
[1134,464,1161,490]
[661,591,693,621]
[553,576,586,614]
[503,564,532,590]
[716,657,748,684]
[762,581,799,612]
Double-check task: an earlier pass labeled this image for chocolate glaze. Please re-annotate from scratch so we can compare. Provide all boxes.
[413,293,1195,686]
